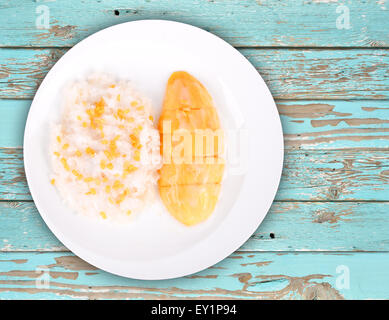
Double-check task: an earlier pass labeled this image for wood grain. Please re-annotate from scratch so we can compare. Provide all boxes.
[278,149,389,201]
[1,48,389,100]
[1,0,388,48]
[1,201,388,252]
[1,148,387,201]
[280,100,389,149]
[0,251,388,299]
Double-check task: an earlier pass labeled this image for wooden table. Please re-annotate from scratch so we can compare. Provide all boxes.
[0,0,388,299]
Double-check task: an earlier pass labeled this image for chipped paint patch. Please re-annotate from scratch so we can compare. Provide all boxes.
[313,209,352,225]
[35,25,76,42]
[285,134,389,148]
[278,103,352,119]
[50,25,76,39]
[51,256,97,271]
[381,170,389,176]
[362,106,389,112]
[0,270,78,280]
[254,274,344,300]
[311,118,389,128]
[241,261,273,267]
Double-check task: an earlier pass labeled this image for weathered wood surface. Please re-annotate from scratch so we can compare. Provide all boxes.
[1,99,388,149]
[0,251,388,299]
[0,100,29,148]
[1,0,388,48]
[280,100,389,149]
[1,201,388,252]
[1,148,387,201]
[1,48,389,100]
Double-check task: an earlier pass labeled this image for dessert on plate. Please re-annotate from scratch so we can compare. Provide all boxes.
[158,71,225,226]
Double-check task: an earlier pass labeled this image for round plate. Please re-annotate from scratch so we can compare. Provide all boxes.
[24,20,283,280]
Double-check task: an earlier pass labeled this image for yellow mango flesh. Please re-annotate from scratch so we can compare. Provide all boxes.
[159,107,224,158]
[158,107,221,131]
[159,184,221,226]
[158,71,224,226]
[162,71,215,110]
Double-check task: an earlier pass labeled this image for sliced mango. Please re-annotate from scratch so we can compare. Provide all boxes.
[158,107,220,131]
[158,71,224,226]
[161,130,224,162]
[159,163,225,187]
[159,184,221,226]
[162,71,215,110]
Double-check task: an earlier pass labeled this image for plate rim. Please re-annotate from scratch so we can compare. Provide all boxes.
[23,19,284,280]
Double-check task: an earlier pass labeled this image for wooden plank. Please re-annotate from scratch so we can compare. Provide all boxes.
[0,148,30,201]
[0,251,388,299]
[1,99,389,149]
[280,100,389,149]
[0,48,65,99]
[277,149,389,201]
[0,0,388,48]
[1,201,388,252]
[1,148,387,201]
[244,49,389,100]
[1,49,389,100]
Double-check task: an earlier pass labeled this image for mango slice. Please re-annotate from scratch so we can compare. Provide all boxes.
[158,71,224,226]
[159,184,221,226]
[159,163,225,187]
[158,107,221,131]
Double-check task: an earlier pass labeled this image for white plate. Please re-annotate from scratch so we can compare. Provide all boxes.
[24,20,283,280]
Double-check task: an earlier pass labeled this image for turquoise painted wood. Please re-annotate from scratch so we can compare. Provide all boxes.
[1,48,389,100]
[0,0,388,48]
[279,100,389,149]
[0,0,388,300]
[1,201,388,252]
[1,99,389,149]
[1,251,389,299]
[0,100,30,148]
[1,148,388,201]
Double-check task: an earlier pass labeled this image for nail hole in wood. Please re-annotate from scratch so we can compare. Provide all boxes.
[270,233,275,239]
[114,10,120,16]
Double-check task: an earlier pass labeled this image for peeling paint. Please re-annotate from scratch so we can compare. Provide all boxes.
[362,106,389,112]
[0,259,27,264]
[241,261,273,267]
[313,209,352,225]
[50,256,97,271]
[278,103,352,119]
[35,25,76,42]
[50,25,76,39]
[0,270,78,280]
[311,118,389,128]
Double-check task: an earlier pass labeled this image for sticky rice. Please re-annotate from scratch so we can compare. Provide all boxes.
[50,73,161,221]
